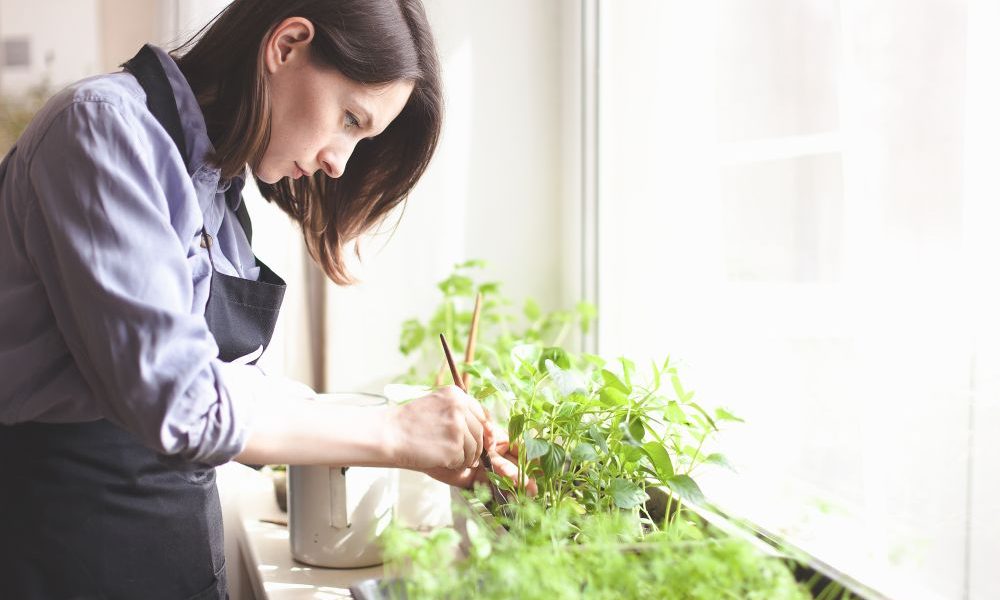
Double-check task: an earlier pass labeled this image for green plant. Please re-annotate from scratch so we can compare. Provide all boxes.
[383,501,812,600]
[398,259,595,396]
[388,261,823,599]
[472,350,741,532]
[400,262,735,529]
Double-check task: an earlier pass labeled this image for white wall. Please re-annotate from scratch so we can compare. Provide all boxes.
[171,0,229,45]
[0,0,100,94]
[321,0,570,392]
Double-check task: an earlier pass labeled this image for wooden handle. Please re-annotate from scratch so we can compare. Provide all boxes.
[439,331,508,507]
[462,292,483,389]
[439,333,466,393]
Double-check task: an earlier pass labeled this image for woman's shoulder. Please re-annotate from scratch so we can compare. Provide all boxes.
[17,71,153,158]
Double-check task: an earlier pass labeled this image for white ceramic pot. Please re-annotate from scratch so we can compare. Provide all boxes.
[288,393,398,568]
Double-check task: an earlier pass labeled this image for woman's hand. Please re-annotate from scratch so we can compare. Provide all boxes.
[423,418,538,496]
[386,385,488,471]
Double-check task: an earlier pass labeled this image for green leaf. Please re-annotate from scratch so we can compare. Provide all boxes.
[681,445,702,460]
[581,353,606,369]
[688,402,718,431]
[486,471,516,494]
[587,425,609,453]
[704,452,736,472]
[562,498,587,515]
[576,301,598,335]
[641,442,674,479]
[651,359,662,391]
[462,363,487,379]
[555,401,581,419]
[437,274,474,297]
[666,475,705,505]
[539,347,571,370]
[599,387,628,408]
[619,357,635,389]
[508,413,525,441]
[570,442,598,463]
[664,401,687,424]
[510,344,541,373]
[398,319,425,355]
[476,281,501,296]
[524,298,542,321]
[715,407,745,423]
[601,369,630,394]
[627,416,645,442]
[525,436,550,461]
[621,444,644,465]
[609,478,648,509]
[540,442,566,476]
[472,383,495,402]
[456,258,487,270]
[671,373,694,402]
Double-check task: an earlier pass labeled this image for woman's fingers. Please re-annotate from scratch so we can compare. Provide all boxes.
[488,450,519,480]
[463,409,484,468]
[478,449,538,497]
[440,385,485,468]
[481,418,496,451]
[462,429,479,469]
[461,392,488,423]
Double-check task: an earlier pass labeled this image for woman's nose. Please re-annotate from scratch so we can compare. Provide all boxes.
[319,157,343,179]
[318,144,354,179]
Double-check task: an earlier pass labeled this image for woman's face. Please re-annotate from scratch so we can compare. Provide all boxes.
[255,18,415,184]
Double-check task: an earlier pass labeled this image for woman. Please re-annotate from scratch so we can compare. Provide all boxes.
[0,1,522,598]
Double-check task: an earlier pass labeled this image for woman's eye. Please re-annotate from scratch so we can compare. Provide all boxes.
[345,111,360,129]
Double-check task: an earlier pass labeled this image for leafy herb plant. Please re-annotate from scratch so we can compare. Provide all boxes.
[387,261,825,599]
[383,501,812,600]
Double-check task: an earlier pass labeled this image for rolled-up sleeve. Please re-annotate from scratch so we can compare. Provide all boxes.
[21,99,251,465]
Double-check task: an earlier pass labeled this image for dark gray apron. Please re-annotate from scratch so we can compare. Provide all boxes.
[0,45,286,600]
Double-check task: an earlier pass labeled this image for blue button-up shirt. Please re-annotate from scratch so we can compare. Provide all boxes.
[0,46,259,465]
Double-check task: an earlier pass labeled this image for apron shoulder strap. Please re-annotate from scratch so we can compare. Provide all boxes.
[123,45,254,246]
[121,45,189,167]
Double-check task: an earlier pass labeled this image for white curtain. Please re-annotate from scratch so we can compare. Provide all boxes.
[596,1,1000,598]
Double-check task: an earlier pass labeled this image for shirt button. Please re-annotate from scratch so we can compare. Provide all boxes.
[200,233,213,248]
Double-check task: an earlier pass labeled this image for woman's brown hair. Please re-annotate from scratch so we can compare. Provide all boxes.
[172,0,443,285]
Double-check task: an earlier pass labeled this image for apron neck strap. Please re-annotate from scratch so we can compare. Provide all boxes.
[121,45,189,171]
[122,44,254,245]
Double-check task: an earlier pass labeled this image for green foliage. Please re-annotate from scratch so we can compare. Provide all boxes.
[383,502,812,600]
[389,260,811,598]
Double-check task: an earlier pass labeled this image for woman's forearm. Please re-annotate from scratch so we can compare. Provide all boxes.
[220,360,484,471]
[234,396,400,467]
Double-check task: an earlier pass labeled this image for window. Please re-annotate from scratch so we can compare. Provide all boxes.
[593,1,999,598]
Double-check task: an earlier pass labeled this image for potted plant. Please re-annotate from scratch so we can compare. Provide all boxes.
[372,262,869,600]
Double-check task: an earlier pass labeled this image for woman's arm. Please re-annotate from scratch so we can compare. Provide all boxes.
[232,379,488,472]
[22,99,249,463]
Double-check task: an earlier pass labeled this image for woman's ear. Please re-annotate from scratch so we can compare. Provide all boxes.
[264,17,316,74]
